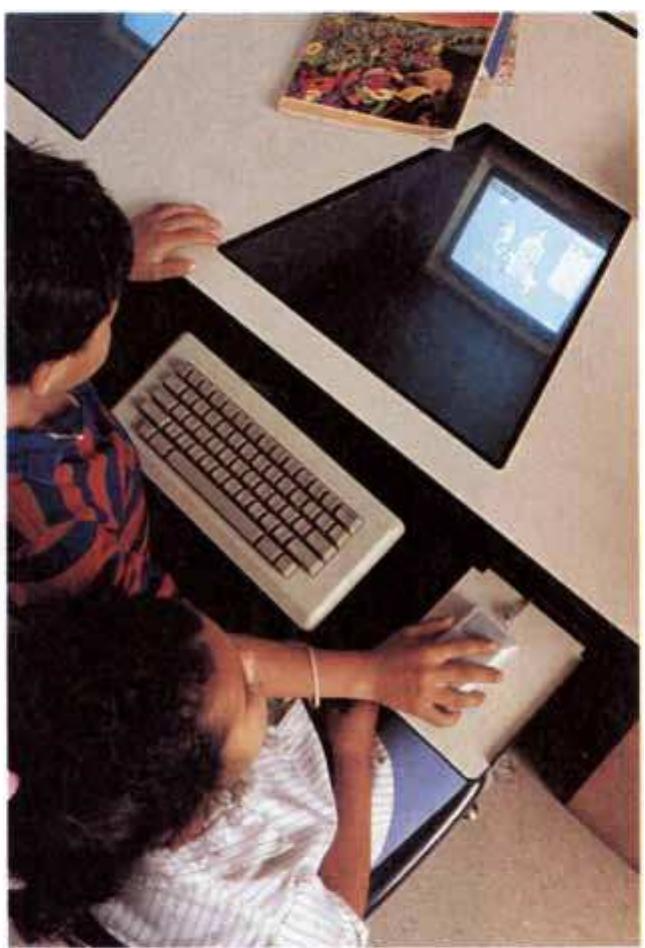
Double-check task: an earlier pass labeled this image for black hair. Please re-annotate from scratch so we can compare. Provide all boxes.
[6,134,133,385]
[9,596,222,941]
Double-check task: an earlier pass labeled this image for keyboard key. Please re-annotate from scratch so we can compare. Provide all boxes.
[287,538,323,576]
[183,389,199,407]
[308,480,327,501]
[186,368,204,387]
[252,454,271,474]
[281,505,299,525]
[195,426,212,444]
[316,511,335,533]
[152,387,177,412]
[171,403,190,423]
[209,390,227,410]
[265,465,283,485]
[188,444,207,464]
[321,490,341,513]
[246,422,265,443]
[248,500,268,522]
[267,493,287,514]
[291,488,309,508]
[258,433,278,453]
[237,489,255,509]
[135,418,156,441]
[138,399,169,429]
[242,470,262,490]
[149,432,173,457]
[197,378,215,398]
[229,432,246,451]
[328,523,350,548]
[184,416,200,433]
[260,512,281,534]
[205,410,221,428]
[273,524,296,546]
[295,467,316,490]
[275,554,297,578]
[269,444,290,465]
[283,457,301,478]
[176,432,192,451]
[293,517,311,538]
[166,451,264,546]
[206,435,225,455]
[335,504,363,534]
[193,399,210,418]
[164,375,187,397]
[303,500,323,521]
[256,535,283,565]
[277,475,297,495]
[216,420,234,440]
[165,421,183,441]
[240,443,258,462]
[230,458,249,479]
[223,477,243,499]
[306,530,336,563]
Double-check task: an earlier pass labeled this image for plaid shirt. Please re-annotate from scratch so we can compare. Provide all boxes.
[8,383,176,608]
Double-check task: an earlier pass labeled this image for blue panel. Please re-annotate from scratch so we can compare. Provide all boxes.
[375,715,466,866]
[122,13,179,48]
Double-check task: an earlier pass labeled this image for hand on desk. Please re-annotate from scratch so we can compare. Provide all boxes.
[129,203,223,282]
[369,616,502,726]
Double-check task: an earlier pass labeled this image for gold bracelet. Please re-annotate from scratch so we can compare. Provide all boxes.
[305,645,321,709]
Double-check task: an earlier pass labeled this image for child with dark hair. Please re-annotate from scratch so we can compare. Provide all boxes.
[9,596,500,946]
[7,136,222,605]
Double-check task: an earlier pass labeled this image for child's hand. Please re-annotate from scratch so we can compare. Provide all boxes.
[368,617,502,726]
[129,203,223,282]
[324,701,379,762]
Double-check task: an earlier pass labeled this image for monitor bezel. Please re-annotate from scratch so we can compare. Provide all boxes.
[425,142,619,354]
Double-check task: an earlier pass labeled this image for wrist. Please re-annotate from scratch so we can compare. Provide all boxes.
[332,746,375,770]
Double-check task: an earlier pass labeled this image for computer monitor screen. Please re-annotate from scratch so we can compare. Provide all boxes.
[6,13,181,139]
[449,175,608,334]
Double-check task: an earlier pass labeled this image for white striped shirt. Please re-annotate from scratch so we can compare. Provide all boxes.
[95,700,393,947]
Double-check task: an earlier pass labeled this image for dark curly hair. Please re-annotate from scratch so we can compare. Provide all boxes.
[9,596,222,941]
[6,133,133,385]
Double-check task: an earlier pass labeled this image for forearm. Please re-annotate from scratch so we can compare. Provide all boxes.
[320,754,373,917]
[232,634,376,702]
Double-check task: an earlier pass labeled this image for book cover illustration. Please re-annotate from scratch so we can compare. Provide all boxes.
[278,13,499,138]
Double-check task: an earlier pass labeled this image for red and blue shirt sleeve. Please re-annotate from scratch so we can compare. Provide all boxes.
[8,384,176,608]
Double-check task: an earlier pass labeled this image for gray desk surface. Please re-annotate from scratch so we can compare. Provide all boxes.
[7,13,638,639]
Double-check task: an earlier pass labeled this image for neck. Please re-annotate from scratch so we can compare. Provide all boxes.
[8,385,73,430]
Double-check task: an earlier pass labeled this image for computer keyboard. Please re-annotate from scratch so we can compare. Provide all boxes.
[114,333,405,629]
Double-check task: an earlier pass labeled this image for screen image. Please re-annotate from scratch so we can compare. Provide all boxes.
[450,176,608,333]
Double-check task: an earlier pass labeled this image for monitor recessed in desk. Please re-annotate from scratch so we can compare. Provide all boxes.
[222,125,629,467]
[6,13,182,139]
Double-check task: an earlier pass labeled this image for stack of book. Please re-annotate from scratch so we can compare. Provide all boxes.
[278,13,519,148]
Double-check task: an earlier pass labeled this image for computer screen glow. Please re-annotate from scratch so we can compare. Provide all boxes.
[450,176,607,333]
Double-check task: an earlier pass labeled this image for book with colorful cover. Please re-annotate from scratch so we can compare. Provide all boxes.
[278,13,501,141]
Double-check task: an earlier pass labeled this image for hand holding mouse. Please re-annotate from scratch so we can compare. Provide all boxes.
[367,616,502,726]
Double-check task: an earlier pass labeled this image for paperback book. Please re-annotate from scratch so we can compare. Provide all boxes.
[278,13,501,144]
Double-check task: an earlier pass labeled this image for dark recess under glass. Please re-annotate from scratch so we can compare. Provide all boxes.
[222,125,629,467]
[6,13,181,139]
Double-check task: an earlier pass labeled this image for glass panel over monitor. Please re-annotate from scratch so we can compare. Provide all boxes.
[6,13,181,138]
[222,125,629,467]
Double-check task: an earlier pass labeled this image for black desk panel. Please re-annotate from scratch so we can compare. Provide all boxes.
[222,124,629,466]
[97,278,637,801]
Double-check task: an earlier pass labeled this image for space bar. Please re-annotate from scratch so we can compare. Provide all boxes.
[167,451,265,546]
